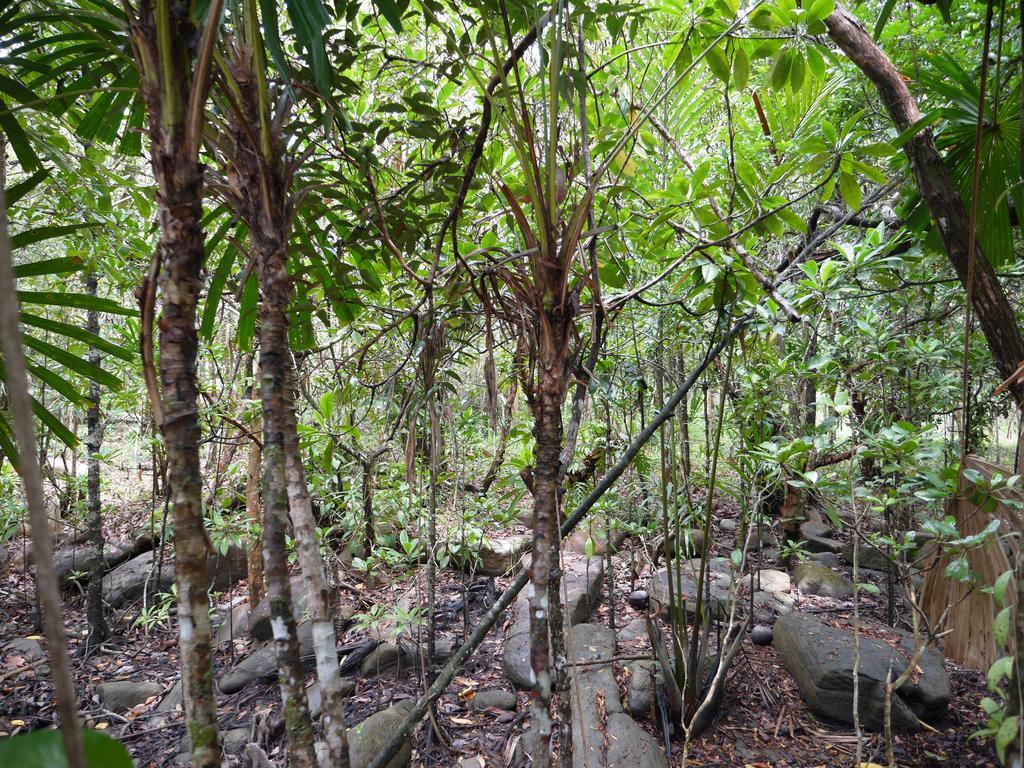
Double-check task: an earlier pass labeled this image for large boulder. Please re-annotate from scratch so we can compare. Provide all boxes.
[503,556,604,688]
[567,516,630,556]
[349,699,415,768]
[774,612,950,732]
[103,545,247,608]
[648,563,730,619]
[567,624,667,768]
[793,562,854,598]
[841,541,892,572]
[456,535,532,577]
[96,680,164,710]
[218,621,315,694]
[800,521,844,555]
[54,541,133,586]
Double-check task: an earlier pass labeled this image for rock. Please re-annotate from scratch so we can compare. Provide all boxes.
[740,569,790,594]
[0,545,8,577]
[53,541,133,586]
[212,600,253,646]
[96,680,164,710]
[306,678,356,720]
[102,546,246,608]
[841,541,892,572]
[627,590,649,610]
[751,625,773,646]
[567,517,630,556]
[349,699,415,768]
[618,617,648,644]
[626,660,659,717]
[504,556,604,688]
[361,641,414,676]
[457,534,532,577]
[649,566,729,619]
[102,551,175,608]
[793,562,854,598]
[219,621,315,694]
[808,551,841,568]
[458,758,486,768]
[745,526,775,551]
[469,689,517,711]
[774,612,950,732]
[222,728,251,755]
[752,590,795,621]
[719,518,739,533]
[179,726,251,757]
[3,636,45,660]
[155,680,183,714]
[800,520,843,554]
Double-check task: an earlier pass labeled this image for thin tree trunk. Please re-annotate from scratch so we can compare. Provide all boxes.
[85,272,107,647]
[245,392,264,609]
[0,177,85,768]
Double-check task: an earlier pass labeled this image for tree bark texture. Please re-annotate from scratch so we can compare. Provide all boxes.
[85,273,107,646]
[0,184,85,768]
[130,3,221,763]
[226,48,351,766]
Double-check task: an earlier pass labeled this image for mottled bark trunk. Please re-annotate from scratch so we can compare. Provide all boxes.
[245,418,264,609]
[362,461,374,555]
[85,273,107,646]
[259,281,317,767]
[529,332,568,768]
[154,157,220,768]
[258,238,350,767]
[0,178,85,768]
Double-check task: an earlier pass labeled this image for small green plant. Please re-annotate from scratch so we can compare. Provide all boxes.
[974,568,1019,764]
[779,538,809,563]
[133,585,177,634]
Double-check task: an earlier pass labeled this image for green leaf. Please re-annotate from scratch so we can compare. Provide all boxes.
[873,0,899,38]
[237,269,258,352]
[733,47,749,90]
[13,257,85,279]
[21,336,122,390]
[0,728,133,768]
[838,170,862,211]
[994,569,1013,606]
[706,45,731,83]
[20,313,135,363]
[789,52,805,90]
[372,0,406,31]
[769,48,791,90]
[988,655,1014,689]
[994,606,1011,648]
[805,0,835,24]
[5,169,50,208]
[997,715,1018,762]
[10,223,100,250]
[17,291,136,317]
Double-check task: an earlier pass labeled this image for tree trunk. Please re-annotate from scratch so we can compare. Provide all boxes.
[0,177,85,768]
[153,148,220,768]
[528,332,569,768]
[85,273,107,647]
[245,410,264,609]
[825,4,1024,409]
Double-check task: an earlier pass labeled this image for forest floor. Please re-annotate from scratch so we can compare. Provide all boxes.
[0,484,1002,768]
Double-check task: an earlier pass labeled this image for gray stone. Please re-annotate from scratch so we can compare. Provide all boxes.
[457,534,532,577]
[470,689,517,711]
[0,546,8,577]
[841,541,892,572]
[774,612,950,732]
[349,699,415,768]
[504,556,604,688]
[752,590,795,621]
[802,530,844,555]
[96,680,164,710]
[567,629,667,768]
[800,520,833,540]
[793,562,854,599]
[567,516,630,556]
[221,728,251,755]
[54,541,132,586]
[751,625,773,646]
[3,637,45,660]
[618,617,648,644]
[626,660,660,717]
[719,518,739,533]
[627,590,649,610]
[155,680,183,713]
[809,552,841,568]
[102,546,247,608]
[740,569,790,594]
[458,758,486,768]
[306,677,356,720]
[649,566,729,619]
[218,621,314,694]
[102,551,175,608]
[360,641,414,676]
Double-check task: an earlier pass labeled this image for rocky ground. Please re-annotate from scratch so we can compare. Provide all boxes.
[0,501,1001,767]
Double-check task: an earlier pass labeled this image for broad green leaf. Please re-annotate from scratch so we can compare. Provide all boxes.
[838,171,862,211]
[733,47,749,90]
[13,257,85,278]
[769,48,791,90]
[10,223,100,250]
[0,728,133,768]
[17,291,136,316]
[21,335,122,390]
